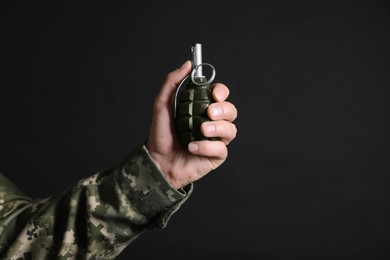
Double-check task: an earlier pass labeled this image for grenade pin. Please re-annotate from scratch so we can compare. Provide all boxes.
[190,43,216,86]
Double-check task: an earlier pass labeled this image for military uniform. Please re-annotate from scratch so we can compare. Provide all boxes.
[0,144,193,259]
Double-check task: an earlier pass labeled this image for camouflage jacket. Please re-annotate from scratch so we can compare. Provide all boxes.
[0,145,193,259]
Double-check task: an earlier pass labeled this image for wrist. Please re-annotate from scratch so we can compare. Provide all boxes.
[145,144,183,190]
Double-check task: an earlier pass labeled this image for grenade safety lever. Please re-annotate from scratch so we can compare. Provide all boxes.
[173,43,217,147]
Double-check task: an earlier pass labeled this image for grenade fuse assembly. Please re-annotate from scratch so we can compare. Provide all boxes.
[173,43,217,147]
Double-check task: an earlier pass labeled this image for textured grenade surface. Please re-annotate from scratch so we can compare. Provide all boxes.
[175,80,215,146]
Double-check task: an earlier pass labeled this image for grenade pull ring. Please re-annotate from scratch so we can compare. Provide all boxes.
[191,63,216,86]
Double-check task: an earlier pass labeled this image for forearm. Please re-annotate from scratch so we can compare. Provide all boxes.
[0,144,192,259]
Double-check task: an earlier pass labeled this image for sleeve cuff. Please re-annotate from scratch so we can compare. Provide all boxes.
[115,144,193,228]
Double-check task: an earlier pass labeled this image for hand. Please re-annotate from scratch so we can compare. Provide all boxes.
[146,61,238,189]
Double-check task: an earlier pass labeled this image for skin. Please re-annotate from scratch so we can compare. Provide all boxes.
[147,60,238,189]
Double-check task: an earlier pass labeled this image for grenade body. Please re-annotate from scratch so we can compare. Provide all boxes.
[175,77,215,147]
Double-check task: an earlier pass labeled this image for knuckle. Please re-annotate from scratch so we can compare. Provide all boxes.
[230,103,238,117]
[215,122,224,134]
[232,124,238,138]
[226,123,237,140]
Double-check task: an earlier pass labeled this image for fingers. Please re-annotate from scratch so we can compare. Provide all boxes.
[206,84,238,145]
[211,83,230,102]
[209,82,237,122]
[207,101,237,122]
[154,60,192,110]
[188,140,228,161]
[201,121,237,145]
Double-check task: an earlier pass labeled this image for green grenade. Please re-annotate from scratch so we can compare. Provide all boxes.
[173,43,217,147]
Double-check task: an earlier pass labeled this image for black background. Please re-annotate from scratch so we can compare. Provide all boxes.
[1,1,389,259]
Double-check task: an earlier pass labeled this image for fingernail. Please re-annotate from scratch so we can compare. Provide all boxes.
[211,105,223,117]
[188,143,199,152]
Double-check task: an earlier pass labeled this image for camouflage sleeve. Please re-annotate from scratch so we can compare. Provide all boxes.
[0,144,193,259]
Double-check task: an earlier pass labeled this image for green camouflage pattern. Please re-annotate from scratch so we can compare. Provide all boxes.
[0,144,192,259]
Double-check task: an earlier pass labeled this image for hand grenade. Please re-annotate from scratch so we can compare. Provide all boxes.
[173,43,217,147]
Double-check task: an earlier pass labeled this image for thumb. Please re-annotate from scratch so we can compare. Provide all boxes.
[155,60,192,106]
